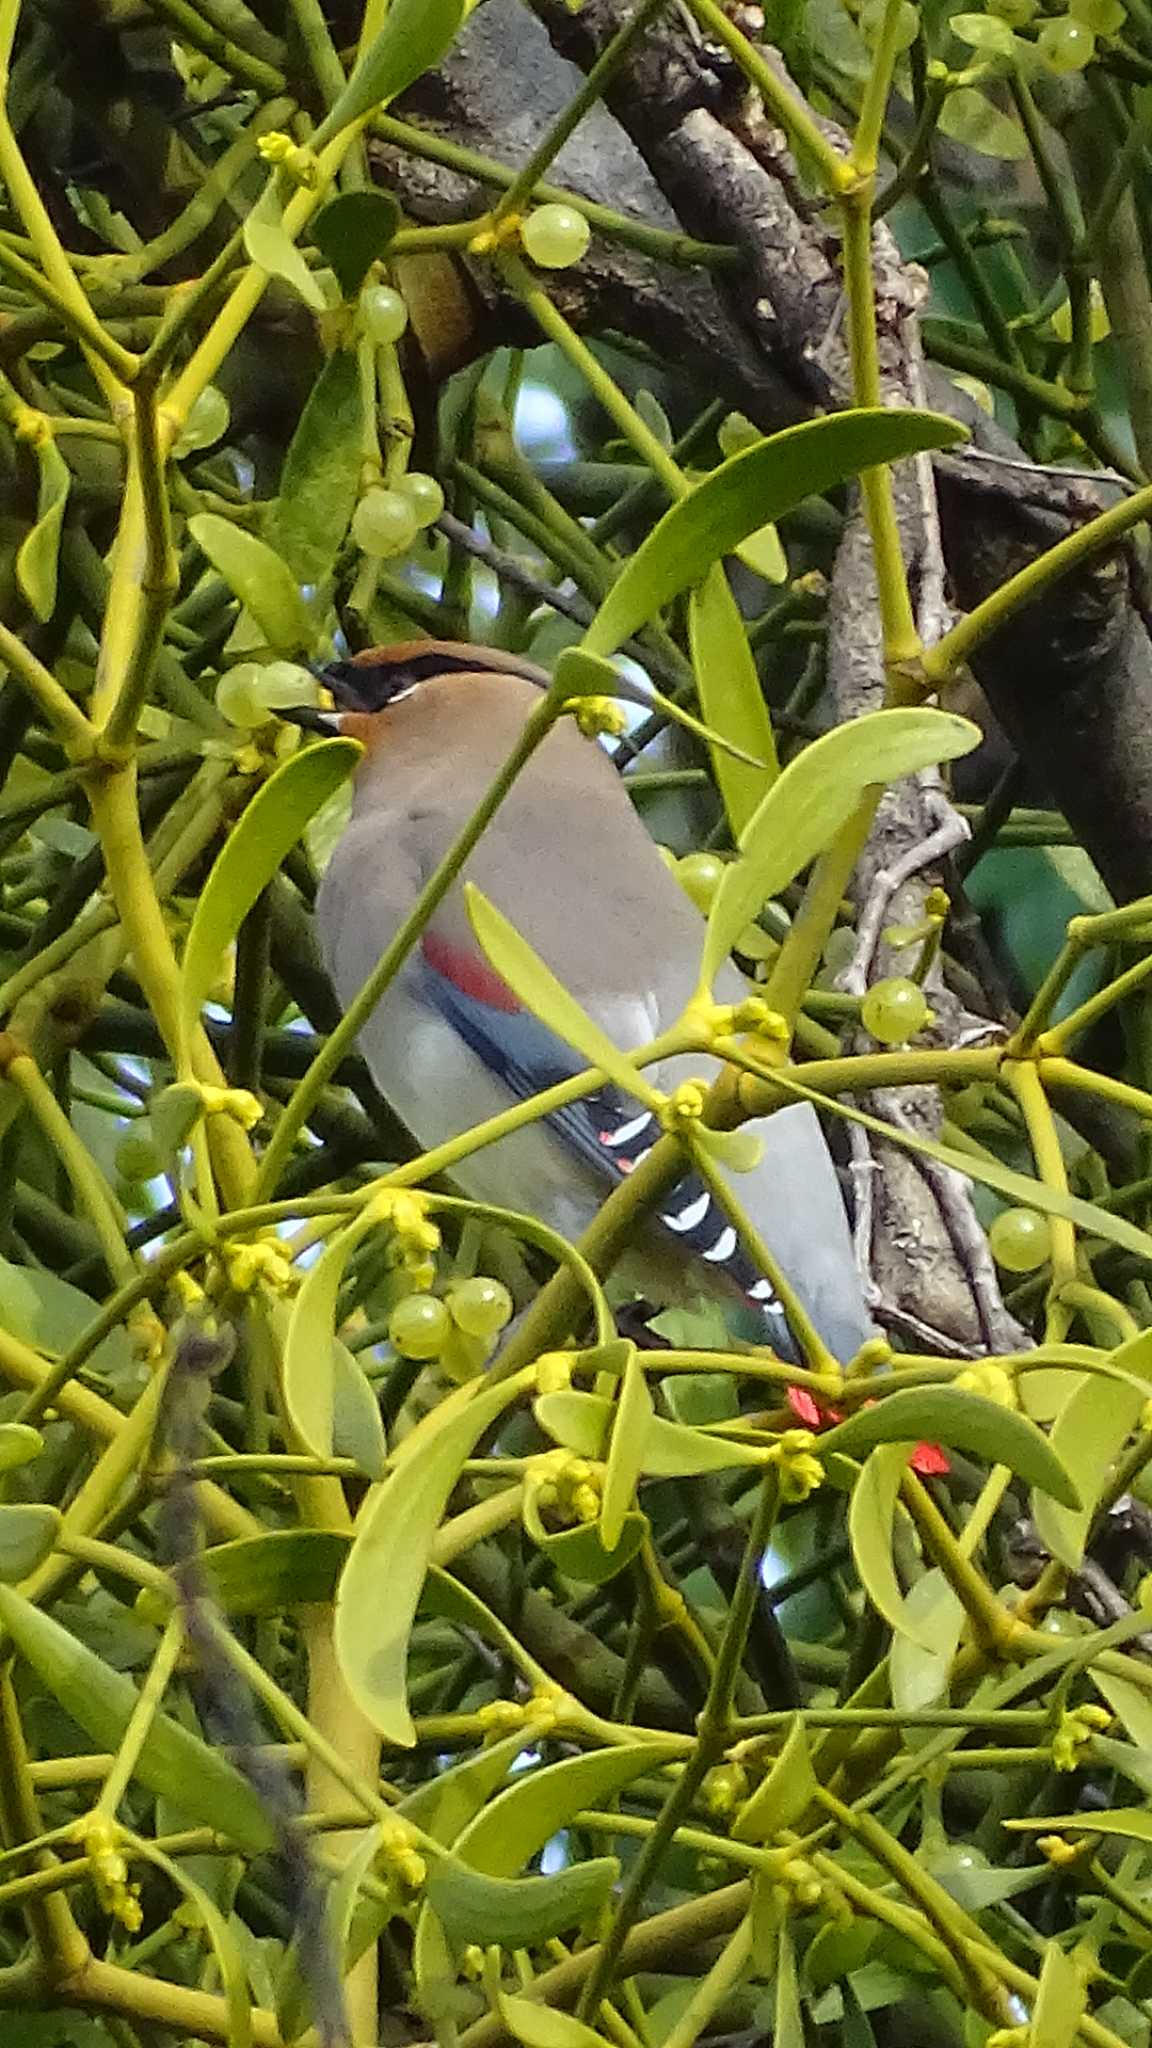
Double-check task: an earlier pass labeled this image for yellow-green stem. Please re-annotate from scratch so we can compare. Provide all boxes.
[838,194,921,669]
[0,1666,90,1974]
[1004,1059,1078,1324]
[499,250,688,499]
[4,1053,134,1287]
[95,1617,184,1820]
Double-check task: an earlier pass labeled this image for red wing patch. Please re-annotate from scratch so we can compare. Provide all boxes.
[421,930,522,1013]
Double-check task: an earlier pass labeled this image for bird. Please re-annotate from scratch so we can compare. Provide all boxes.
[294,639,875,1364]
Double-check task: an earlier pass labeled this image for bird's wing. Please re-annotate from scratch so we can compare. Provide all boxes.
[417,927,788,1327]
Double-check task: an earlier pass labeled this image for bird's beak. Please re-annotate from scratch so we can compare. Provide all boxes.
[278,704,345,736]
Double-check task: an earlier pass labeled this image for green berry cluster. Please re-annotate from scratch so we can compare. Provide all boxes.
[352,471,446,561]
[387,1275,514,1366]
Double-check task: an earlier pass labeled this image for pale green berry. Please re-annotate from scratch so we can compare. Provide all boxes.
[521,204,591,269]
[360,283,409,344]
[253,662,318,712]
[448,1276,514,1340]
[397,471,445,528]
[215,663,268,729]
[988,1207,1052,1274]
[388,1294,451,1360]
[861,977,931,1044]
[1036,15,1096,69]
[676,851,725,913]
[352,487,420,559]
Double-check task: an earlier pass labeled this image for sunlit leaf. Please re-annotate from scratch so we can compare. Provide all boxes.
[582,410,966,657]
[188,512,314,654]
[938,87,1029,160]
[313,0,467,148]
[1029,1938,1087,2048]
[501,1996,613,2048]
[310,190,401,297]
[282,1222,386,1477]
[16,438,69,622]
[0,1584,275,1850]
[733,1715,818,1841]
[848,1443,940,1651]
[1006,1809,1152,1842]
[700,708,980,988]
[775,1920,805,2048]
[466,883,660,1107]
[244,190,326,312]
[401,1727,539,1846]
[1032,1328,1152,1568]
[889,1567,965,1713]
[735,521,789,583]
[179,737,361,1057]
[335,1372,527,1744]
[426,1853,618,1950]
[440,1742,673,1876]
[535,1388,766,1474]
[1091,1670,1152,1754]
[554,645,767,769]
[600,1342,653,1549]
[688,564,779,839]
[523,1487,647,1583]
[269,348,365,588]
[825,1387,1079,1506]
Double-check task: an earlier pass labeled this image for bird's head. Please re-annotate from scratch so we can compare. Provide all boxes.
[283,640,550,749]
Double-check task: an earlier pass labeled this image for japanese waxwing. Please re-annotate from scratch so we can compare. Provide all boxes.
[301,641,874,1363]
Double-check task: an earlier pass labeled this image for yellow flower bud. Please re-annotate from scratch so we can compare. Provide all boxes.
[256,132,318,185]
[223,1235,296,1296]
[1052,1702,1110,1771]
[660,1080,709,1133]
[78,1814,144,1930]
[768,1428,824,1503]
[478,1699,527,1735]
[954,1362,1017,1410]
[565,694,628,740]
[1037,1834,1090,1868]
[199,1084,264,1131]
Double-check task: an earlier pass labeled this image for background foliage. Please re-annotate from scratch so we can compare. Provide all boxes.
[4,2,1152,2046]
